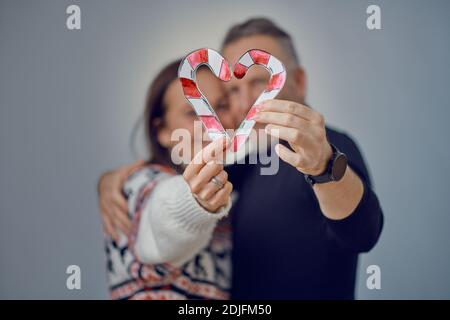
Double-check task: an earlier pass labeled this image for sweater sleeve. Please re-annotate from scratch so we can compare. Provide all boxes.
[134,175,232,267]
[324,178,384,253]
[324,131,384,253]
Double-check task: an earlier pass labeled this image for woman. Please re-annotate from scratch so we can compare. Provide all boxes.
[104,60,235,300]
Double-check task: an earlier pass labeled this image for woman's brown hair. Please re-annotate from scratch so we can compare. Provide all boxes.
[143,59,182,172]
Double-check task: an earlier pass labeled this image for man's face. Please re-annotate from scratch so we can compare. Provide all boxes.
[222,35,306,128]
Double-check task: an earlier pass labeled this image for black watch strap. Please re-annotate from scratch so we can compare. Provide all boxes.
[304,144,348,186]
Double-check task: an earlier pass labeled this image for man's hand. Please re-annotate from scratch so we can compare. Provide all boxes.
[254,99,364,219]
[254,99,332,175]
[97,160,146,241]
[183,138,233,213]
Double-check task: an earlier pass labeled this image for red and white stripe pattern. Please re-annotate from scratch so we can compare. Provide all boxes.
[178,48,286,152]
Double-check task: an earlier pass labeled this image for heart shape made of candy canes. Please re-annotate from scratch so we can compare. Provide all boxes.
[178,48,286,152]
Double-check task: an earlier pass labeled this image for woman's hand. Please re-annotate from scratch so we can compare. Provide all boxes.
[183,138,233,213]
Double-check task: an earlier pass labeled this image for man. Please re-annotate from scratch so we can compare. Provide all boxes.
[98,18,383,299]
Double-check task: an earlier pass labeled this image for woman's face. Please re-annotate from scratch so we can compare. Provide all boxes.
[157,68,234,163]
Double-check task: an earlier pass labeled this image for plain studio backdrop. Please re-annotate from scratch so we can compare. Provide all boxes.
[1,0,449,299]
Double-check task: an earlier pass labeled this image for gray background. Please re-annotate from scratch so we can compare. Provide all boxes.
[1,0,449,299]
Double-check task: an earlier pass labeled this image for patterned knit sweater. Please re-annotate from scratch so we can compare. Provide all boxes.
[104,164,232,299]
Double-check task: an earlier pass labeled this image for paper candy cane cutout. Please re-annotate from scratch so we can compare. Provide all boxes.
[178,48,286,152]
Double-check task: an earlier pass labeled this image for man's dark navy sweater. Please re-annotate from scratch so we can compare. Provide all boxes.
[226,127,384,299]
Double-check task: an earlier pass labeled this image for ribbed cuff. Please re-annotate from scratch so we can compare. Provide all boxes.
[158,175,231,234]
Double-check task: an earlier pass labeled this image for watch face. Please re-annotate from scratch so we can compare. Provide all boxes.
[331,153,348,181]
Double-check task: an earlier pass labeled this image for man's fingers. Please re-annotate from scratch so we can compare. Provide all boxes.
[254,111,309,129]
[265,124,314,150]
[261,99,317,122]
[274,143,307,169]
[99,199,115,224]
[183,137,228,180]
[113,159,147,186]
[123,160,147,177]
[100,198,130,237]
[129,159,147,169]
[112,217,131,236]
[97,161,144,241]
[111,205,132,233]
[100,208,119,241]
[113,193,128,214]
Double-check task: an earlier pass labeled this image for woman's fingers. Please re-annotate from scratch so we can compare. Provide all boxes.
[196,170,228,201]
[189,161,224,194]
[183,137,228,181]
[206,181,233,212]
[182,138,232,213]
[193,171,232,213]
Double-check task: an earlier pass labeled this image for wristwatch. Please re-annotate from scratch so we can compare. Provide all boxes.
[304,143,348,186]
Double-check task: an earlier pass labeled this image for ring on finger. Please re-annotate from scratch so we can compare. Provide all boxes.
[210,176,225,189]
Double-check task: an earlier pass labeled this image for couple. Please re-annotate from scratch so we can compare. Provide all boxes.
[98,18,384,300]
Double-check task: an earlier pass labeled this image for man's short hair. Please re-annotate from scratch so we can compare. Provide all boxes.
[221,17,300,66]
